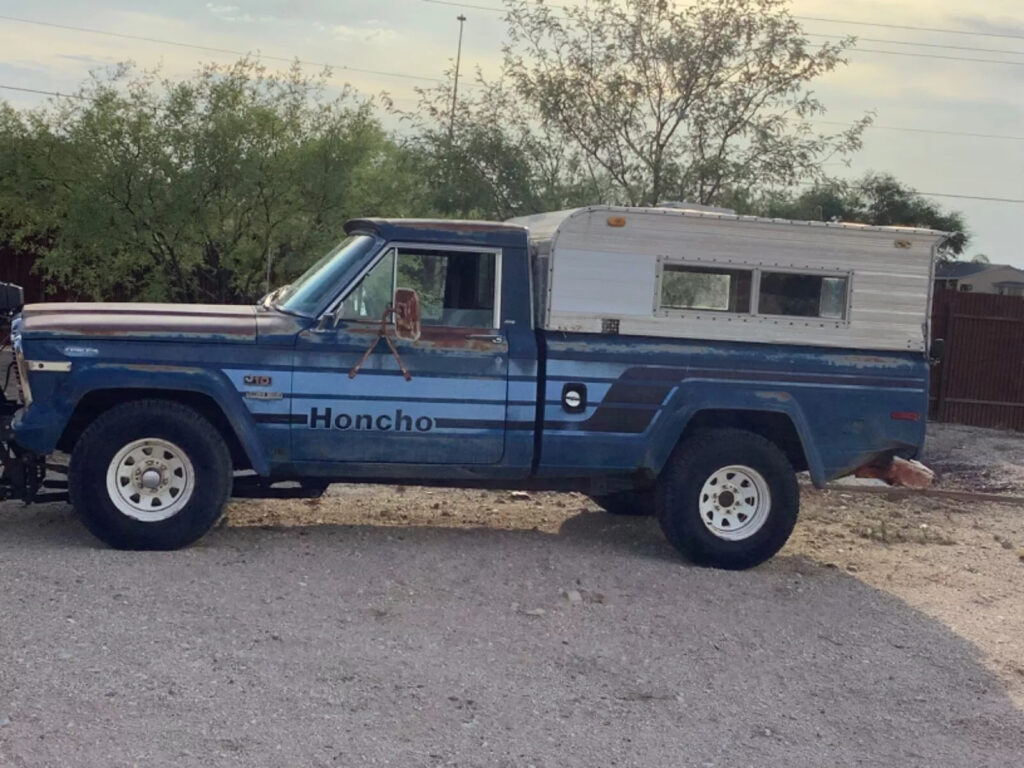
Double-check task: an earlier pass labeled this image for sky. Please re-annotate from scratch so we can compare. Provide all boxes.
[0,0,1021,265]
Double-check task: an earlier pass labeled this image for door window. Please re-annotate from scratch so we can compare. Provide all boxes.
[335,246,499,328]
[397,248,498,328]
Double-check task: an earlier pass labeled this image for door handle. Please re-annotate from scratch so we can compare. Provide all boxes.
[465,334,505,344]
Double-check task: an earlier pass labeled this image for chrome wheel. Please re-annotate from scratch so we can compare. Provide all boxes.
[698,464,771,541]
[105,438,195,522]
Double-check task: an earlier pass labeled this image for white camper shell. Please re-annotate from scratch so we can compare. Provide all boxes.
[508,206,948,353]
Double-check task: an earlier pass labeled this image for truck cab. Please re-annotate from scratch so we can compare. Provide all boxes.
[1,207,948,569]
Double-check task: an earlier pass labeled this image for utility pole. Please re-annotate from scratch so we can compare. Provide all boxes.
[448,14,467,143]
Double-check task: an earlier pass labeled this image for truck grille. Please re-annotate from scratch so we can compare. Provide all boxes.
[8,334,30,407]
[11,353,23,402]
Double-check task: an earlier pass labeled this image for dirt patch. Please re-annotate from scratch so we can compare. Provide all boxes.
[791,488,1024,705]
[923,423,1024,494]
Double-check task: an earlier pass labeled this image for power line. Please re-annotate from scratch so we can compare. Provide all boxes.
[6,84,1021,147]
[848,48,1024,65]
[4,6,1022,85]
[915,192,1024,204]
[420,0,1024,50]
[815,120,1024,142]
[805,33,1024,57]
[790,180,1024,202]
[0,14,444,83]
[793,15,1024,41]
[0,82,424,108]
[0,84,89,100]
[420,0,1024,65]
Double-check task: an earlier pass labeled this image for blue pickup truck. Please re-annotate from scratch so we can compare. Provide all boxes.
[0,206,946,568]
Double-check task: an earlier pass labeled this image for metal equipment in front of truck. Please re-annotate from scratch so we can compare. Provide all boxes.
[0,282,63,506]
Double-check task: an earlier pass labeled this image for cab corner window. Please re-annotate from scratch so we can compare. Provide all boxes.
[397,249,497,328]
[660,264,752,313]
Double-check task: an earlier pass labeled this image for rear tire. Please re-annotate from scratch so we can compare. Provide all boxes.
[69,400,232,550]
[590,489,655,516]
[656,428,798,570]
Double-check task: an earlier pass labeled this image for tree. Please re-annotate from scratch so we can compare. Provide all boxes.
[753,173,969,258]
[0,59,421,303]
[388,77,605,220]
[397,0,867,218]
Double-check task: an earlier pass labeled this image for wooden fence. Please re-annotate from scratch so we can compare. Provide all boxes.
[0,249,76,303]
[930,290,1024,431]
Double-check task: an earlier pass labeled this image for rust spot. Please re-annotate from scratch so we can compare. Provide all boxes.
[755,391,792,403]
[101,363,202,374]
[22,303,257,340]
[847,355,892,366]
[823,354,906,369]
[349,323,496,351]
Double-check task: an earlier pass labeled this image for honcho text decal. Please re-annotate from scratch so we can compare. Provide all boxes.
[308,407,434,432]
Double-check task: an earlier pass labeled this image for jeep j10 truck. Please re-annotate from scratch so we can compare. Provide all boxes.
[0,206,948,569]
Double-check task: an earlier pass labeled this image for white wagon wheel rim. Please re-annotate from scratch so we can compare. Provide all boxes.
[105,438,195,522]
[698,464,772,541]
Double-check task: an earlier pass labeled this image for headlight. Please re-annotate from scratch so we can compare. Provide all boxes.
[11,326,32,407]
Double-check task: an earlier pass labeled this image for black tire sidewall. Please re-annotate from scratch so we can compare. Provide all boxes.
[69,402,231,550]
[657,429,798,569]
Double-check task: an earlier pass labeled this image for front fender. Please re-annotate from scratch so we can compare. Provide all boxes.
[13,362,270,475]
[645,381,826,486]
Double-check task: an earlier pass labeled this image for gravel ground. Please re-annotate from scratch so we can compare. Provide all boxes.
[2,434,1024,767]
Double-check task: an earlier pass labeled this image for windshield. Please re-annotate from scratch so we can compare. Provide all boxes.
[273,234,379,316]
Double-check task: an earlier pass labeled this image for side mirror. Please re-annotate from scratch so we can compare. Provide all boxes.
[393,288,421,342]
[929,338,946,364]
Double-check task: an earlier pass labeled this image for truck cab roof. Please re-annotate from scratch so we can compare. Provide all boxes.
[344,218,528,249]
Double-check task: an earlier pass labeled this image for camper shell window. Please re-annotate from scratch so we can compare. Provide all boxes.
[759,272,849,320]
[656,259,851,323]
[659,264,752,313]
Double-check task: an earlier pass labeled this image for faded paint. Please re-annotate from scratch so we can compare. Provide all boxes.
[7,213,930,500]
[22,303,257,342]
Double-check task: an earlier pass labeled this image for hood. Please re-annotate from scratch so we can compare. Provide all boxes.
[20,302,258,343]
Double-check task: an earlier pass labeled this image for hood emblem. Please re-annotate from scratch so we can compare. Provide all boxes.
[63,346,99,357]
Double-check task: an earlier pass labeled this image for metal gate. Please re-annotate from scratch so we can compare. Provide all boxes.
[931,291,1024,431]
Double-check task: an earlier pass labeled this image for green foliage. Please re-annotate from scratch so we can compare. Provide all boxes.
[0,59,421,303]
[388,78,604,220]
[0,1,977,304]
[747,173,969,257]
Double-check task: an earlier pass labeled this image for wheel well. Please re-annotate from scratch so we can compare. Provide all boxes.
[57,389,251,470]
[681,409,808,472]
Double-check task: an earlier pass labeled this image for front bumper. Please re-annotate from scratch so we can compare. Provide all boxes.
[1,408,65,504]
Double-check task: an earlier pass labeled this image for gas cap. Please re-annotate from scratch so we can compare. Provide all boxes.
[561,383,587,414]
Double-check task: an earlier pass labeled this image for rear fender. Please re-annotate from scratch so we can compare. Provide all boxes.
[648,383,826,486]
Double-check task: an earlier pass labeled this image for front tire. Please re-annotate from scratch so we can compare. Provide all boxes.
[69,400,232,550]
[656,428,798,570]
